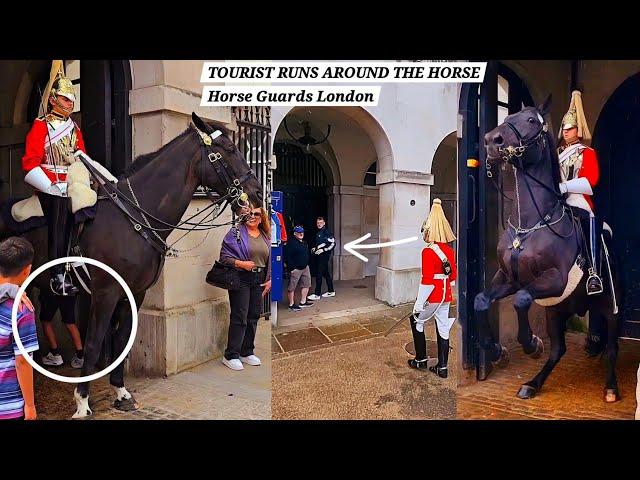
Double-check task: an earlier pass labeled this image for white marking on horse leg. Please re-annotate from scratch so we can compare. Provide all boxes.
[114,386,132,401]
[72,388,93,418]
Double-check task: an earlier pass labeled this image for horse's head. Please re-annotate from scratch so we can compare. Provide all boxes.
[191,112,263,213]
[485,95,552,170]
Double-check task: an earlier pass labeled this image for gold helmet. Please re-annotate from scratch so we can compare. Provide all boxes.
[559,90,591,142]
[51,76,76,102]
[41,60,75,119]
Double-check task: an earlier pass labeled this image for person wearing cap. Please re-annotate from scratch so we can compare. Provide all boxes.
[409,198,457,378]
[285,226,314,311]
[557,90,606,355]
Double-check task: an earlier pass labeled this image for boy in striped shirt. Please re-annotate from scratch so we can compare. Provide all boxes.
[0,237,38,420]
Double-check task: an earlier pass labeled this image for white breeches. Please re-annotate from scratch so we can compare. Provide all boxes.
[434,302,455,340]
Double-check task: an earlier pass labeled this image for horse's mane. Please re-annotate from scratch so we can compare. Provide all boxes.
[120,120,232,178]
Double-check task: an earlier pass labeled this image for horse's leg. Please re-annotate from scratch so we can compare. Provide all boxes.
[517,308,568,399]
[514,289,544,359]
[507,267,565,398]
[604,309,620,403]
[73,289,121,418]
[514,267,566,358]
[109,293,145,412]
[474,269,517,380]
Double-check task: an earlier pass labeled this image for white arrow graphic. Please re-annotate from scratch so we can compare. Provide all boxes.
[344,233,419,262]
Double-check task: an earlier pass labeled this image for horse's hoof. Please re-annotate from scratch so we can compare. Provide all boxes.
[113,396,140,412]
[517,384,538,399]
[495,346,510,368]
[71,407,93,419]
[477,360,493,381]
[604,388,620,403]
[529,335,544,359]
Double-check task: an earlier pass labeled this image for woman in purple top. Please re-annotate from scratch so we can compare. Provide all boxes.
[219,204,271,371]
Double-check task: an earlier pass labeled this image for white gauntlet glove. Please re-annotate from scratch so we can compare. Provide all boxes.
[559,177,593,196]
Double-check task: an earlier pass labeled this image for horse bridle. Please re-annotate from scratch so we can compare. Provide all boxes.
[191,123,254,210]
[498,118,548,163]
[486,112,575,242]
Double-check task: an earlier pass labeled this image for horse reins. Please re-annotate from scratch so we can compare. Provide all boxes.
[78,124,256,257]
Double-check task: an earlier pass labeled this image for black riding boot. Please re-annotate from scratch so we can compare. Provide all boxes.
[408,315,430,370]
[429,328,450,378]
[39,193,79,296]
[586,216,603,295]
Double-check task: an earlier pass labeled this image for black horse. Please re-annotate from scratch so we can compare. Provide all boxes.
[475,97,622,402]
[0,112,263,417]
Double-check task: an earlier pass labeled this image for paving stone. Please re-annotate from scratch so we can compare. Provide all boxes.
[458,333,639,420]
[275,327,331,352]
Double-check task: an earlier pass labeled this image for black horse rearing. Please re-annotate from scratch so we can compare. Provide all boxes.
[0,112,263,417]
[475,96,622,403]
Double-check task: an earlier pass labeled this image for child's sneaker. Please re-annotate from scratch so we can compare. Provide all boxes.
[299,300,314,308]
[71,354,84,369]
[288,304,302,311]
[42,352,63,366]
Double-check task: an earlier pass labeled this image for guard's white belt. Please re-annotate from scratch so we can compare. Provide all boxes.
[433,274,448,280]
[42,164,69,173]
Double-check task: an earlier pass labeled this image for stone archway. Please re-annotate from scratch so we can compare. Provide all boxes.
[272,106,393,283]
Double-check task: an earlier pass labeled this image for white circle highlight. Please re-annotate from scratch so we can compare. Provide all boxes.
[11,256,138,384]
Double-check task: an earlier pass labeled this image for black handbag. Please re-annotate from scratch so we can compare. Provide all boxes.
[205,261,242,290]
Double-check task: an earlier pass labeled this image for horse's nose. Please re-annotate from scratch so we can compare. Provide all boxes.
[485,132,504,146]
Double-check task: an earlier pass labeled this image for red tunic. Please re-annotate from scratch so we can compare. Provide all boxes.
[421,242,457,302]
[577,147,599,212]
[22,118,86,182]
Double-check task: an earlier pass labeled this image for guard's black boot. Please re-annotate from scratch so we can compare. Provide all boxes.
[50,270,79,296]
[408,358,430,370]
[429,329,449,378]
[587,216,603,296]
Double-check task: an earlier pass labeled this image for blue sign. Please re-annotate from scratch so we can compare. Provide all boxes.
[270,191,284,302]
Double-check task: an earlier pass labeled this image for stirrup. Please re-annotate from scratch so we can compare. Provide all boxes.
[586,270,604,296]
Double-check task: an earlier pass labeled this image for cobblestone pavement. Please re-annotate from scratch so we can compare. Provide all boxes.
[457,333,640,420]
[272,304,457,420]
[35,319,271,420]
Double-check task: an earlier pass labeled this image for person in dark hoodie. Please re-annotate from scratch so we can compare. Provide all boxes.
[307,216,336,301]
[0,237,38,420]
[218,204,271,371]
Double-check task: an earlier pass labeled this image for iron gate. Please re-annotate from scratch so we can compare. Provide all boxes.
[232,106,272,317]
